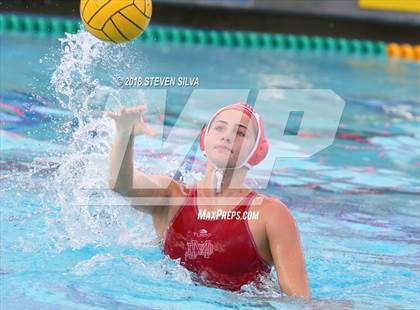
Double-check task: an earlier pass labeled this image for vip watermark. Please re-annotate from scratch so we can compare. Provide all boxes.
[80,88,345,206]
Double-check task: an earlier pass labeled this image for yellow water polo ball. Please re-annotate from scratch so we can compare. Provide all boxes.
[80,0,152,43]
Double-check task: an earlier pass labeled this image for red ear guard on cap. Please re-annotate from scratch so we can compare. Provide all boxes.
[199,103,268,168]
[199,124,207,154]
[246,119,268,166]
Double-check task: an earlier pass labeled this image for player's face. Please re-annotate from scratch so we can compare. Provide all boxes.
[206,109,258,169]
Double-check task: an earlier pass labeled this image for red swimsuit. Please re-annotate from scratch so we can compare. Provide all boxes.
[163,185,271,291]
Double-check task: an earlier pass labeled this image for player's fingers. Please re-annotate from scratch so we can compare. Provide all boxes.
[137,122,157,136]
[145,126,158,136]
[125,106,144,115]
[135,105,147,113]
[104,111,117,119]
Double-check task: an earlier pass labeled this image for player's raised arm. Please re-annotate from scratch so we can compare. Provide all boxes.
[106,105,177,215]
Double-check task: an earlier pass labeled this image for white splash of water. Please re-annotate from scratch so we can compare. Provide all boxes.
[45,30,157,252]
[70,252,194,286]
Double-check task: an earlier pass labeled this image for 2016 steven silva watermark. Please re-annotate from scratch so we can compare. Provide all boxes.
[116,76,200,88]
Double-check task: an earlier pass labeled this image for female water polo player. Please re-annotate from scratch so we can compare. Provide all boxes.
[106,103,310,298]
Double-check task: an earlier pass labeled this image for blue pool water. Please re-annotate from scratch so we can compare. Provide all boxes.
[1,27,419,309]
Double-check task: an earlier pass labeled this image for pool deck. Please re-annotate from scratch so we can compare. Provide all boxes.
[0,0,419,44]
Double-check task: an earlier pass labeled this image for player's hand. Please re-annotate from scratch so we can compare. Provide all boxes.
[105,105,157,136]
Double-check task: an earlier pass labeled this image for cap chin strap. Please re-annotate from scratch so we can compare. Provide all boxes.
[203,143,254,194]
[210,150,254,195]
[209,160,251,194]
[203,149,243,194]
[214,168,224,194]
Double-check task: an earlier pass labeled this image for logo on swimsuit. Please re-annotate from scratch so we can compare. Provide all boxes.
[194,229,211,238]
[185,229,214,260]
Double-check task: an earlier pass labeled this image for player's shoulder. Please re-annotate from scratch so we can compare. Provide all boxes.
[168,179,191,198]
[257,191,288,209]
[165,180,193,217]
[256,191,295,224]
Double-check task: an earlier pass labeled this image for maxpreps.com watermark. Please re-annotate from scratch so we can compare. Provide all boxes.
[117,76,200,88]
[197,209,260,220]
